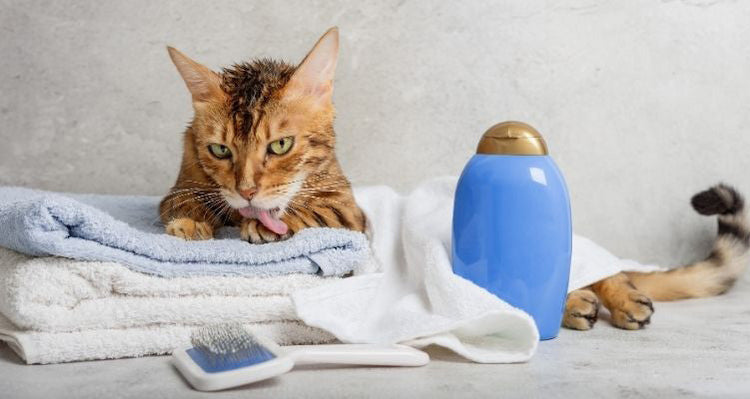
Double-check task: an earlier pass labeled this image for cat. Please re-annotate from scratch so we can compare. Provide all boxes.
[564,184,749,330]
[160,28,748,331]
[159,27,366,244]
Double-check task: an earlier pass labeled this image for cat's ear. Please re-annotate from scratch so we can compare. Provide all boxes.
[167,47,225,103]
[284,27,339,105]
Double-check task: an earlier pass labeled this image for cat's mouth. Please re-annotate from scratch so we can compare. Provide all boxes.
[219,189,290,235]
[237,206,288,235]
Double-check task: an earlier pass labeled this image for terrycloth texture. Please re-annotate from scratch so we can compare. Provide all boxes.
[0,187,369,277]
[0,178,658,364]
[0,315,334,365]
[294,177,659,363]
[0,248,337,363]
[0,248,340,332]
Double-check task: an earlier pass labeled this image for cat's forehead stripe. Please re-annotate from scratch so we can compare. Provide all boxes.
[222,120,231,143]
[220,59,295,139]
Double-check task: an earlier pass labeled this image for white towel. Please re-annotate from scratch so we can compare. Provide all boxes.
[294,177,659,363]
[0,315,334,365]
[0,248,338,363]
[0,248,341,332]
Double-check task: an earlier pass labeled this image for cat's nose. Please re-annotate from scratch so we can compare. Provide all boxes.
[239,188,257,200]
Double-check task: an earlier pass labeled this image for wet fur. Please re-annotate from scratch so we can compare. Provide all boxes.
[160,28,366,243]
[564,184,749,330]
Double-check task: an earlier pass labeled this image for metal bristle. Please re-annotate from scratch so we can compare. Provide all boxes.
[190,323,267,366]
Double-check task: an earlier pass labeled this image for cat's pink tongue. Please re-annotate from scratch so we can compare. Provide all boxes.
[238,207,288,235]
[257,209,288,235]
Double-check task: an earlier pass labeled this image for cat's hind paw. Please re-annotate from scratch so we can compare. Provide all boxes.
[166,218,214,240]
[608,291,654,330]
[563,289,600,330]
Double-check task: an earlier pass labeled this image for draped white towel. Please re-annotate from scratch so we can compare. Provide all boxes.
[294,177,659,363]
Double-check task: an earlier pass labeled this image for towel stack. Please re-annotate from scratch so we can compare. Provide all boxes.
[0,188,371,364]
[0,248,343,364]
[0,179,659,365]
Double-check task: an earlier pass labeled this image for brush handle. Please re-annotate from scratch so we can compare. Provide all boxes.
[285,344,429,367]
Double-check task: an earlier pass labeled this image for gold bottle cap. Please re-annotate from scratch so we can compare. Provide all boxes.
[476,121,548,155]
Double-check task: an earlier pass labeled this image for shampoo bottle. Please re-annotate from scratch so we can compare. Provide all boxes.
[452,121,572,340]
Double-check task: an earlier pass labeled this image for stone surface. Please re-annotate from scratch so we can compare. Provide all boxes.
[1,0,749,266]
[2,273,749,398]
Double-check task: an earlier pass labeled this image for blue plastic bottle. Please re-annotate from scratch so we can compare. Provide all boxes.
[452,121,572,340]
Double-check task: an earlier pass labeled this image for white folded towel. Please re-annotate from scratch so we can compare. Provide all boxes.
[0,248,337,332]
[0,248,337,363]
[0,315,333,365]
[295,177,658,363]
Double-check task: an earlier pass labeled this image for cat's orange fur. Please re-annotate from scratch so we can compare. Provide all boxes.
[160,28,365,244]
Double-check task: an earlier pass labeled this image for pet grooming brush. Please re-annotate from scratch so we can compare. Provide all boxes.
[172,324,429,391]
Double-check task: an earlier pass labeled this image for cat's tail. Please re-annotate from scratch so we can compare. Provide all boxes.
[625,184,750,301]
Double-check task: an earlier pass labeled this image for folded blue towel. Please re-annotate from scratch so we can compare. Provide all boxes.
[0,187,370,277]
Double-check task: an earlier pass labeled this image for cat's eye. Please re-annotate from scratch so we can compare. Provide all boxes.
[208,144,232,159]
[268,137,294,155]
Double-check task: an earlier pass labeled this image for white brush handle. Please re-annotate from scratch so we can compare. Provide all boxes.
[285,344,429,367]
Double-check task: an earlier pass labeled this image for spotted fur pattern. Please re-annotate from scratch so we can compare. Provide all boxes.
[159,28,366,243]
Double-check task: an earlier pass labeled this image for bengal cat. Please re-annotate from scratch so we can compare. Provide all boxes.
[159,28,365,244]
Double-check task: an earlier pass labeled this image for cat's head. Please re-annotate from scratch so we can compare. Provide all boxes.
[168,28,339,220]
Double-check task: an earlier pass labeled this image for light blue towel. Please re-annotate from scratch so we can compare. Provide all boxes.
[0,187,370,277]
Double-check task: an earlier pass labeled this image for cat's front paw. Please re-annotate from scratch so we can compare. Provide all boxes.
[563,289,600,330]
[166,218,214,240]
[241,219,290,244]
[609,291,654,330]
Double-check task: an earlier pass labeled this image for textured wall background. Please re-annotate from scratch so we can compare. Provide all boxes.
[1,0,749,265]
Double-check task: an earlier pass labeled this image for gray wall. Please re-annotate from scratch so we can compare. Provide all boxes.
[2,0,749,265]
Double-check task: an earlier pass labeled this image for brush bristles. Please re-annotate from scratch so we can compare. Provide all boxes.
[190,323,271,367]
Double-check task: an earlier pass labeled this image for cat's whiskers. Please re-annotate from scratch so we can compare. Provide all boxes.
[157,191,224,222]
[157,191,221,219]
[163,187,219,200]
[294,187,349,197]
[165,186,216,194]
[159,191,217,214]
[266,179,349,195]
[197,196,230,228]
[206,201,232,228]
[162,192,212,204]
[188,194,229,226]
[267,172,344,190]
[285,199,342,227]
[287,193,353,212]
[264,186,347,204]
[261,181,351,208]
[289,193,352,208]
[301,177,350,186]
[297,185,348,193]
[302,180,349,188]
[163,193,222,219]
